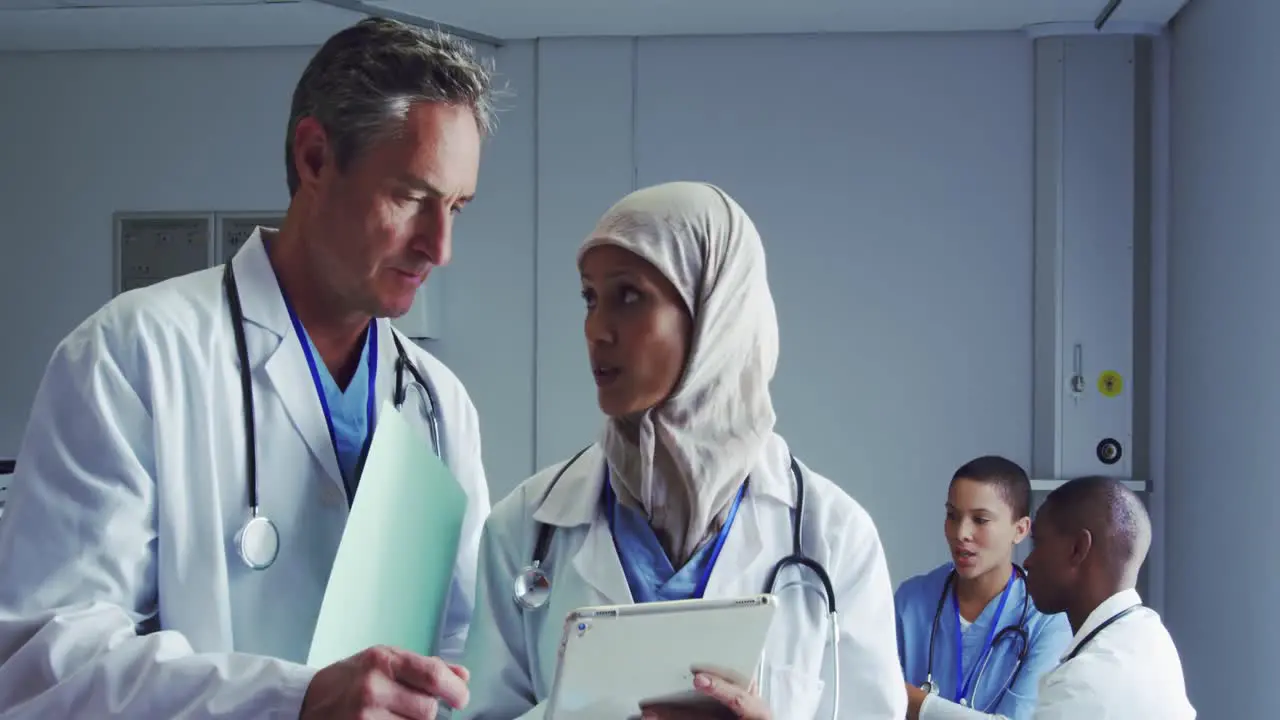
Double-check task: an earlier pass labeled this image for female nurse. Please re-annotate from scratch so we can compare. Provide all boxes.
[894,456,1073,720]
[458,181,906,720]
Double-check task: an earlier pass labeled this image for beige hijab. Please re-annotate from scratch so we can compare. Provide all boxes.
[578,181,779,565]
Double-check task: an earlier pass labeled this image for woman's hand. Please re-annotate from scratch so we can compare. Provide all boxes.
[639,671,770,720]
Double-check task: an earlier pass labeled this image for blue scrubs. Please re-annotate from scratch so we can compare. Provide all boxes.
[303,329,372,489]
[605,479,744,603]
[285,300,376,501]
[894,563,1071,719]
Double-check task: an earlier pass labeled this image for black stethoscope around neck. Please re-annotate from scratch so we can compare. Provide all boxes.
[510,448,837,615]
[921,564,1032,710]
[222,262,441,571]
[1064,602,1144,661]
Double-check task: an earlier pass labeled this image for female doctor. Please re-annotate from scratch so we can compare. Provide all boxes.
[894,456,1072,720]
[459,181,907,720]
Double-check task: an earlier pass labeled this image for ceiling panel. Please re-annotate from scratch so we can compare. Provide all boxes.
[0,0,63,10]
[0,2,359,50]
[56,0,289,7]
[0,0,1192,51]
[364,0,1188,38]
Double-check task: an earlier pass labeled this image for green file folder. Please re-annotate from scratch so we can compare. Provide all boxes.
[307,399,468,667]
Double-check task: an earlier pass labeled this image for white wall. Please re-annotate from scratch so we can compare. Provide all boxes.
[1168,0,1278,714]
[0,32,1034,582]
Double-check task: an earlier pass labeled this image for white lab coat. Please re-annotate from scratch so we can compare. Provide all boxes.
[459,436,907,720]
[1032,589,1195,719]
[0,230,491,719]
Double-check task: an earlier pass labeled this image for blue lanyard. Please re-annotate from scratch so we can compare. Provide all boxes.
[603,471,747,600]
[283,299,378,496]
[952,567,1015,705]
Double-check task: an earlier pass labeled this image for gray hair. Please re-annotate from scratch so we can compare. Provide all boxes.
[285,16,497,196]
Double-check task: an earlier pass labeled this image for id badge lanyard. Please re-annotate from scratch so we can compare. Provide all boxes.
[953,568,1014,706]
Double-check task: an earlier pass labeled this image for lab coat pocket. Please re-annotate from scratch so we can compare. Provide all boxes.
[763,664,825,720]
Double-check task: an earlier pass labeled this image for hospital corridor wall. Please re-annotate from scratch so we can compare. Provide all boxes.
[0,32,1034,585]
[1165,0,1280,716]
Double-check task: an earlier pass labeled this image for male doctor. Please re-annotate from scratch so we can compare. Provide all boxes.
[0,17,493,720]
[1023,477,1195,719]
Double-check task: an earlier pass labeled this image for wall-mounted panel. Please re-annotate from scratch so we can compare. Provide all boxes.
[1026,31,1154,596]
[1059,36,1137,480]
[215,211,285,266]
[114,212,214,294]
[1031,34,1146,483]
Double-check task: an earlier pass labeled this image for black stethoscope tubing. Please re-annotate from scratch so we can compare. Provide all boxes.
[516,449,836,614]
[922,564,1032,709]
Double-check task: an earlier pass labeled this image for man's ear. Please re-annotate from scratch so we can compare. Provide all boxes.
[291,116,332,192]
[1070,528,1094,568]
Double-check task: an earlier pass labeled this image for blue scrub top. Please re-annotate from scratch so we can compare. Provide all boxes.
[611,499,720,603]
[894,563,1072,719]
[300,327,372,491]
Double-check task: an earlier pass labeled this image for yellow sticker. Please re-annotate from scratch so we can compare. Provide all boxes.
[1098,371,1123,398]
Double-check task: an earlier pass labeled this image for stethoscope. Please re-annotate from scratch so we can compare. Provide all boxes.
[223,262,442,571]
[921,565,1031,712]
[512,448,844,719]
[1063,603,1144,662]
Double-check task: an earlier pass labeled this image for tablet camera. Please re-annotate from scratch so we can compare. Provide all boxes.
[576,621,591,637]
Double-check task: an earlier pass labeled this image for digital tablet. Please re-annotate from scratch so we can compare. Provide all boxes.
[543,594,779,720]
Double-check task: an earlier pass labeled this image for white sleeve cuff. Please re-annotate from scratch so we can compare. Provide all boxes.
[270,660,320,720]
[919,693,1009,720]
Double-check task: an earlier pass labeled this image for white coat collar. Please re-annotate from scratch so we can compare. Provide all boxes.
[1060,587,1144,661]
[227,228,400,496]
[229,228,292,338]
[528,435,800,606]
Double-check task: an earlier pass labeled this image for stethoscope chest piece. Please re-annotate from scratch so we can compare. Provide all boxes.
[513,561,552,610]
[235,514,281,571]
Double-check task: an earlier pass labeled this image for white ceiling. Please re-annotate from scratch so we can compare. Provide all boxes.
[0,0,1192,51]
